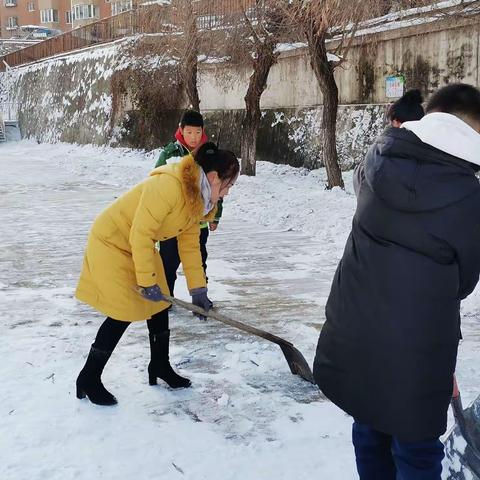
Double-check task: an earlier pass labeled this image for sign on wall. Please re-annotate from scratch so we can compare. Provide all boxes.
[385,75,405,98]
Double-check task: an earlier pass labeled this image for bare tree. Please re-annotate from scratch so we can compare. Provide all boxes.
[135,0,206,112]
[284,0,446,188]
[283,1,384,188]
[239,3,286,175]
[240,38,277,175]
[222,1,292,176]
[175,0,201,111]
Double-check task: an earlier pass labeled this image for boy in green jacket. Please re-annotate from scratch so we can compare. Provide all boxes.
[155,110,223,307]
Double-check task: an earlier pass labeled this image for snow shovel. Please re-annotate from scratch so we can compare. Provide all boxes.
[164,294,315,384]
[444,375,480,479]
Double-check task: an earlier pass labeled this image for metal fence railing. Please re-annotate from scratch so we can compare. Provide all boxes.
[0,10,138,71]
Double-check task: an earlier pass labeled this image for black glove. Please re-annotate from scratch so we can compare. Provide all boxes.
[138,285,165,302]
[190,287,211,321]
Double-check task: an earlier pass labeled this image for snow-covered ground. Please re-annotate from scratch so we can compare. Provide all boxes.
[0,140,479,480]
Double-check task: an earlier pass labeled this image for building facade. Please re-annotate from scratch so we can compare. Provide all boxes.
[1,0,39,38]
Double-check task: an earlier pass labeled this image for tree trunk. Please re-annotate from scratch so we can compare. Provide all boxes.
[322,76,344,189]
[184,55,200,111]
[305,26,344,189]
[183,6,200,111]
[241,41,278,176]
[241,110,258,176]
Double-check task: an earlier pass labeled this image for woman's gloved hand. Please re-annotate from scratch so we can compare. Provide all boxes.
[190,287,211,321]
[138,284,165,302]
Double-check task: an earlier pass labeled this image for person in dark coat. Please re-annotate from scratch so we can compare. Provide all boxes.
[313,83,480,480]
[354,89,425,196]
[387,88,425,127]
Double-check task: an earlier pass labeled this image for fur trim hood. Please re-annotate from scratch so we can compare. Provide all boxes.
[402,112,480,166]
[149,154,216,221]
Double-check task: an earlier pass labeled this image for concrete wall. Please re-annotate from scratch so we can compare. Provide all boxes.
[1,15,479,168]
[203,104,387,169]
[198,20,480,110]
[3,41,119,145]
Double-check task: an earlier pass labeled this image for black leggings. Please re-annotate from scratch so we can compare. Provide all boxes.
[159,227,209,296]
[92,309,169,352]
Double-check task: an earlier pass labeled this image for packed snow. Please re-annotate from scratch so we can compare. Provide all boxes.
[0,140,479,480]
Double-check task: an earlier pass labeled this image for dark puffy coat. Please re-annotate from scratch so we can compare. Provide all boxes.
[313,127,480,442]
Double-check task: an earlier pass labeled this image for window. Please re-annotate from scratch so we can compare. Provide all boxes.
[27,2,35,11]
[40,8,58,23]
[65,10,72,24]
[72,4,100,21]
[4,0,17,7]
[6,16,18,29]
[111,0,131,15]
[197,14,223,30]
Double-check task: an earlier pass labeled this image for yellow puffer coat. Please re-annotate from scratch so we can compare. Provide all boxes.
[75,154,215,322]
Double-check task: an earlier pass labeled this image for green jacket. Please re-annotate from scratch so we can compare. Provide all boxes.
[155,141,223,225]
[155,141,189,168]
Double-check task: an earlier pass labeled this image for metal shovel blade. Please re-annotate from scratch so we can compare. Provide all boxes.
[444,383,480,479]
[278,342,315,383]
[164,294,315,384]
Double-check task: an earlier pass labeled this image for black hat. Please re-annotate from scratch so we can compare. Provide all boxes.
[387,89,425,124]
[180,110,204,128]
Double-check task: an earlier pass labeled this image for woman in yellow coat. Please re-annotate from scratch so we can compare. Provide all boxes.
[75,143,239,406]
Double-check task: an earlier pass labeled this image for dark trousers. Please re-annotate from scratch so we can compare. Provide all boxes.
[352,421,444,480]
[159,228,209,296]
[92,309,169,352]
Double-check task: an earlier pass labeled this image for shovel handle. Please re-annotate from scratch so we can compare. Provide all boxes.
[164,294,294,348]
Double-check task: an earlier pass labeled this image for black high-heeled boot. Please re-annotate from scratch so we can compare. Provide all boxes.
[148,330,191,389]
[76,346,118,406]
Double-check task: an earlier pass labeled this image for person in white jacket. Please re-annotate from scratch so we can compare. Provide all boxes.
[316,83,480,480]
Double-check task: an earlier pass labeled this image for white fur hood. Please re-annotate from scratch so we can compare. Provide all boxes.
[401,112,480,166]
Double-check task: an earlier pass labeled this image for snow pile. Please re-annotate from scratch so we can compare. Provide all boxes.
[263,105,387,169]
[229,163,356,258]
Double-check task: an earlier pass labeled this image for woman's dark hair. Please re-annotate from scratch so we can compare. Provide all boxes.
[387,89,424,124]
[426,83,480,124]
[195,142,240,183]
